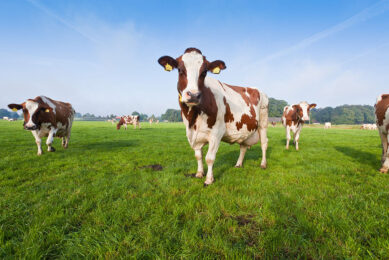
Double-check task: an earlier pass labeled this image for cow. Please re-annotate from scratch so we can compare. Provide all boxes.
[158,48,269,186]
[117,115,141,130]
[271,121,277,127]
[282,101,316,150]
[8,96,75,155]
[149,118,153,125]
[375,94,389,173]
[324,122,332,129]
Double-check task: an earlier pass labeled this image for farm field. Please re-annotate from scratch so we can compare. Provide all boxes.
[1,120,389,258]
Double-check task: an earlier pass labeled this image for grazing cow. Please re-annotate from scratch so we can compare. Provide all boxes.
[8,96,75,155]
[271,121,277,127]
[375,94,389,173]
[324,122,332,129]
[149,118,153,125]
[158,48,269,186]
[282,101,316,150]
[117,115,141,130]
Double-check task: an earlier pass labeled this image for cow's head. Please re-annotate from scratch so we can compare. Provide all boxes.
[293,101,316,121]
[8,98,54,130]
[117,117,125,130]
[158,48,226,106]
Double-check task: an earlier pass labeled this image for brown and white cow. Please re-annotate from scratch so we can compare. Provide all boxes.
[8,96,75,155]
[117,115,141,130]
[282,101,316,150]
[375,94,389,173]
[158,48,269,186]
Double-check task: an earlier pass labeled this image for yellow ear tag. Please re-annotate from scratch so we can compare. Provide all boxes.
[179,93,182,102]
[165,63,173,71]
[212,67,220,74]
[12,108,18,112]
[45,109,50,113]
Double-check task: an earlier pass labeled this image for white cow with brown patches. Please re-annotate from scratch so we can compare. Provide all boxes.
[8,96,75,155]
[282,101,316,150]
[158,48,269,186]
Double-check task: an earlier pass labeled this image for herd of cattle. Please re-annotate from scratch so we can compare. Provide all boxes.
[6,48,389,185]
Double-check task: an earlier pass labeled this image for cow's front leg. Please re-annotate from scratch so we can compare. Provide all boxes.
[286,126,291,149]
[235,145,247,168]
[379,131,388,164]
[46,128,57,152]
[204,139,221,186]
[294,129,301,151]
[194,147,204,178]
[32,130,42,155]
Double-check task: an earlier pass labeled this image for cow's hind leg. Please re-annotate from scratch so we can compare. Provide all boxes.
[286,126,291,150]
[204,138,221,186]
[259,104,268,169]
[235,145,247,168]
[380,132,389,173]
[194,147,204,178]
[32,130,43,155]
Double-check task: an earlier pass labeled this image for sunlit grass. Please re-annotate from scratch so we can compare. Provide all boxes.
[0,120,388,258]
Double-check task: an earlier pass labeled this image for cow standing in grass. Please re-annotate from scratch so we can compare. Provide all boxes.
[158,48,269,186]
[375,94,389,173]
[8,96,75,155]
[282,101,316,150]
[117,115,140,130]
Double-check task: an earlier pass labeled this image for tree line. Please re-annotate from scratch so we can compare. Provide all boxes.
[2,98,376,124]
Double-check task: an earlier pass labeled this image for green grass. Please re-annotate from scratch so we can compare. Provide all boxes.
[1,120,388,258]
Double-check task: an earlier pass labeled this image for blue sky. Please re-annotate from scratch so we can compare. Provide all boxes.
[1,0,388,116]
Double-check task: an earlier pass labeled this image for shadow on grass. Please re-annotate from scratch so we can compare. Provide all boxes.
[334,146,380,169]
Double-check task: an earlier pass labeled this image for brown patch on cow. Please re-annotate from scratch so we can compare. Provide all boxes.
[376,94,389,126]
[283,105,303,127]
[246,88,260,106]
[236,105,258,131]
[184,47,202,54]
[199,86,218,128]
[223,97,234,123]
[180,103,200,128]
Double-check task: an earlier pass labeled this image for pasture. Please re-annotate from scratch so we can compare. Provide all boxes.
[1,121,388,258]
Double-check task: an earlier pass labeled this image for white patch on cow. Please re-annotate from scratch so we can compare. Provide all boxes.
[40,96,56,114]
[25,100,39,128]
[377,94,383,103]
[181,51,204,102]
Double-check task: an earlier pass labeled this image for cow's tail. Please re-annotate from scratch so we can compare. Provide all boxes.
[258,91,269,130]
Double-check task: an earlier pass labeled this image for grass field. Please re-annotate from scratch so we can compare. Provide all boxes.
[1,120,389,258]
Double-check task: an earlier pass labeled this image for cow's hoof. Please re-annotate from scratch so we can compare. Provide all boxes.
[195,172,204,178]
[37,152,42,156]
[48,147,56,152]
[235,164,242,168]
[260,164,267,169]
[379,167,388,173]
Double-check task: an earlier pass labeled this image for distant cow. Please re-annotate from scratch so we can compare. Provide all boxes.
[324,122,332,129]
[375,94,389,173]
[149,118,153,125]
[158,48,269,186]
[271,121,276,127]
[8,96,75,155]
[117,115,141,130]
[282,101,316,150]
[3,116,9,120]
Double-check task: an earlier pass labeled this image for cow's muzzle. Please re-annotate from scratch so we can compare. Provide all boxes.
[185,91,202,105]
[24,124,38,130]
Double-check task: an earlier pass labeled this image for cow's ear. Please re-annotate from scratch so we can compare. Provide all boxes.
[208,60,226,74]
[158,56,178,71]
[8,103,23,111]
[309,103,317,109]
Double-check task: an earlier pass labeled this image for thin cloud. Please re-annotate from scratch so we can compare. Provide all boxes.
[26,0,99,43]
[256,0,389,64]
